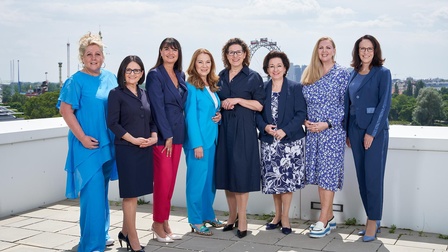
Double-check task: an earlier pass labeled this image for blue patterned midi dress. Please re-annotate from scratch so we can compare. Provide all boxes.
[260,92,306,194]
[302,63,350,191]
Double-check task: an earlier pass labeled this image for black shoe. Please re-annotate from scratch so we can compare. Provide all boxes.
[223,216,239,232]
[265,220,282,230]
[281,227,292,235]
[237,229,247,238]
[126,236,145,252]
[118,231,127,248]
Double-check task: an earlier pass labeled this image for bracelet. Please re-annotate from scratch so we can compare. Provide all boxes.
[326,119,333,129]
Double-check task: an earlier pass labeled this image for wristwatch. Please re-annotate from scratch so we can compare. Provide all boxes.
[326,119,333,129]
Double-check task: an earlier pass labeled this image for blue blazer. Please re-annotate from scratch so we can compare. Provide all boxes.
[256,78,307,144]
[344,66,392,137]
[146,65,187,145]
[184,82,221,150]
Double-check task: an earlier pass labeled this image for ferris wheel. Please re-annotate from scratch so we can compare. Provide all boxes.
[249,38,281,59]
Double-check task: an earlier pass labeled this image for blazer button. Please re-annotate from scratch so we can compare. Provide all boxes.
[140,114,144,118]
[356,95,360,99]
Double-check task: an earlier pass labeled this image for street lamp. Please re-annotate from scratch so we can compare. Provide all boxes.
[45,72,48,82]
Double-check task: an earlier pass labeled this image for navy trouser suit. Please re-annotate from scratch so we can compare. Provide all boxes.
[344,66,392,220]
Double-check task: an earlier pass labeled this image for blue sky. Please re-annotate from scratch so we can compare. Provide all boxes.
[0,0,447,83]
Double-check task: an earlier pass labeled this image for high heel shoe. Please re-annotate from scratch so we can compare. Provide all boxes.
[223,215,239,232]
[118,231,127,248]
[190,223,213,236]
[237,229,247,238]
[363,220,381,242]
[265,220,282,230]
[358,220,381,236]
[204,219,226,228]
[151,224,174,243]
[126,236,145,252]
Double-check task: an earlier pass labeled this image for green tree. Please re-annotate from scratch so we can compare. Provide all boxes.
[414,80,425,98]
[23,91,60,119]
[412,88,443,125]
[404,80,413,96]
[390,94,416,122]
[394,83,399,95]
[1,85,12,103]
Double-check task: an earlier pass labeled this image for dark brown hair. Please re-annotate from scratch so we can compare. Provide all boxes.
[151,37,183,71]
[262,50,290,77]
[351,34,385,71]
[221,38,250,69]
[117,55,145,88]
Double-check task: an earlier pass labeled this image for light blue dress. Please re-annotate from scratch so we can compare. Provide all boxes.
[302,63,349,191]
[57,69,117,252]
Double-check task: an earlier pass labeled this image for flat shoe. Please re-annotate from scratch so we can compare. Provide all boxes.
[281,227,292,235]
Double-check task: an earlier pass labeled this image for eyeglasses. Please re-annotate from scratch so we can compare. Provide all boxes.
[125,68,142,74]
[227,50,244,56]
[359,47,374,53]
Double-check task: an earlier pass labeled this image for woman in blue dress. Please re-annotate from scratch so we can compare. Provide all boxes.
[301,37,349,238]
[57,32,117,252]
[256,51,307,235]
[215,38,265,239]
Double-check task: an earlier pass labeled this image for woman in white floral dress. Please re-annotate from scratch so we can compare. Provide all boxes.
[256,51,307,235]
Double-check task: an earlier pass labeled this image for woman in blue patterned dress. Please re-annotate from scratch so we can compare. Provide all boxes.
[301,37,349,238]
[256,51,307,235]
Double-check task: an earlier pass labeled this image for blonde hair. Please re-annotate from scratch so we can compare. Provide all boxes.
[187,49,219,92]
[78,32,104,63]
[301,37,336,85]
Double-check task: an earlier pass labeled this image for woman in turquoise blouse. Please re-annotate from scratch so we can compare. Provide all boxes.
[57,32,117,252]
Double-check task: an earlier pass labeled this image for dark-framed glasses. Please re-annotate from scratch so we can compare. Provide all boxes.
[359,47,374,53]
[125,68,142,74]
[227,50,244,56]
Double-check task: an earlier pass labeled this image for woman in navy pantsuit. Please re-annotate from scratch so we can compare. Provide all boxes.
[146,38,187,242]
[184,48,223,236]
[344,35,392,242]
[107,55,157,251]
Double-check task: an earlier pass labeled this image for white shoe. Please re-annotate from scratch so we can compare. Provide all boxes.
[105,237,114,246]
[167,233,182,240]
[309,216,336,230]
[309,221,331,238]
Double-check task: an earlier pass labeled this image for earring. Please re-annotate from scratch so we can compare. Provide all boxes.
[102,62,106,68]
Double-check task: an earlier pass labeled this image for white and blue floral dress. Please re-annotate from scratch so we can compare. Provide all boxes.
[260,92,305,194]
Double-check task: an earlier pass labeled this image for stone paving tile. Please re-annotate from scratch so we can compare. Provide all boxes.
[224,240,281,252]
[2,244,60,251]
[0,217,29,226]
[175,236,235,252]
[234,228,285,245]
[378,243,434,252]
[2,218,44,228]
[0,226,41,243]
[277,246,318,252]
[16,208,62,219]
[396,231,448,251]
[322,238,382,252]
[275,232,333,251]
[0,241,16,251]
[24,219,77,233]
[45,210,80,222]
[56,224,80,236]
[17,232,78,249]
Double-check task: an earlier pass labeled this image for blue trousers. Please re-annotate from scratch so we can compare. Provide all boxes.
[185,146,217,224]
[78,161,113,252]
[348,118,388,220]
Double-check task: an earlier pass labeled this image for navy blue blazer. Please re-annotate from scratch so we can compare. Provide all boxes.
[256,78,307,144]
[343,66,392,137]
[107,86,157,146]
[146,65,187,145]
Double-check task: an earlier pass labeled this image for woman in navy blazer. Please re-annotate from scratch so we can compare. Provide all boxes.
[146,38,187,242]
[344,35,392,242]
[184,48,224,236]
[256,51,307,235]
[107,55,157,251]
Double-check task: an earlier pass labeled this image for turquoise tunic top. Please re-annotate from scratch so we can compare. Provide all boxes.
[57,70,118,198]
